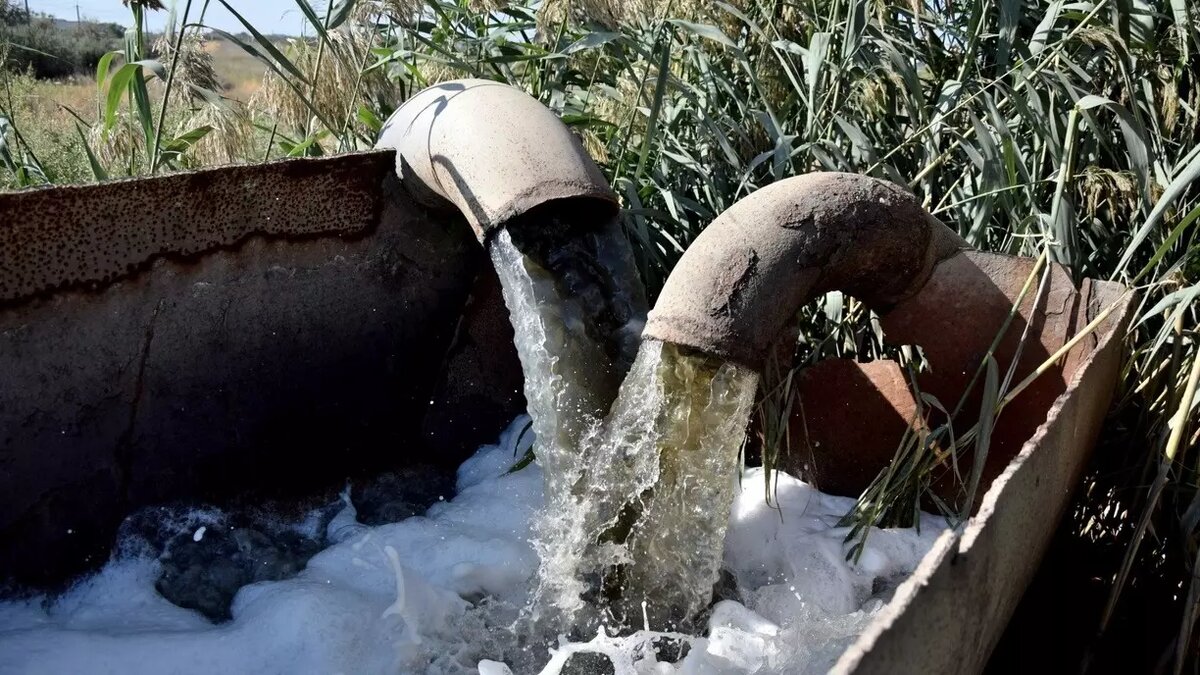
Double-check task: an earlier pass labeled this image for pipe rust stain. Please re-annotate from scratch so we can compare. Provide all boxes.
[710,248,759,319]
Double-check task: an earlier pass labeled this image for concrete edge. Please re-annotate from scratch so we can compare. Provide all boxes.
[831,278,1134,674]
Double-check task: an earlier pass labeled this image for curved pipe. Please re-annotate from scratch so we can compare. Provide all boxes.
[376,79,617,240]
[643,172,967,369]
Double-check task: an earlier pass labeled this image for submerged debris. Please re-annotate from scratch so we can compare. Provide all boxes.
[118,465,456,621]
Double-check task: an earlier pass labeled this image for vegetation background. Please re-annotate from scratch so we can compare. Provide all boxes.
[2,0,1199,671]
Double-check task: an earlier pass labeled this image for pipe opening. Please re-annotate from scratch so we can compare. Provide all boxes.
[495,195,644,385]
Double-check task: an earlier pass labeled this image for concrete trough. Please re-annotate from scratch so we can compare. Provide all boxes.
[641,170,1132,672]
[0,151,1130,672]
[818,260,1133,674]
[0,152,525,587]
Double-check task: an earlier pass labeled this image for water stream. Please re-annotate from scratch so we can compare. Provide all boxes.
[487,221,643,495]
[489,219,759,637]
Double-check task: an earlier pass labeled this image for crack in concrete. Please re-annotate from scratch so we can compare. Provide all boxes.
[114,299,164,506]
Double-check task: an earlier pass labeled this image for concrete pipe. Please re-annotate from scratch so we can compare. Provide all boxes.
[643,172,967,369]
[376,79,618,241]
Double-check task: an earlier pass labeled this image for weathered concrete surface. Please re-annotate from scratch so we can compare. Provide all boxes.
[832,278,1132,675]
[794,251,1080,507]
[0,152,392,303]
[419,265,527,452]
[644,173,966,369]
[0,155,525,587]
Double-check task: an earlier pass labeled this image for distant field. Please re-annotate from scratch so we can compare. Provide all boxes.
[2,30,277,185]
[24,33,270,124]
[20,75,92,122]
[203,35,269,104]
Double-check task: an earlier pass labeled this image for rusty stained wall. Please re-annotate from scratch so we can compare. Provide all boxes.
[789,250,1087,509]
[0,153,525,587]
[832,278,1132,675]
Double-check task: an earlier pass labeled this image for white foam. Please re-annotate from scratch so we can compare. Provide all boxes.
[532,468,948,675]
[0,419,948,675]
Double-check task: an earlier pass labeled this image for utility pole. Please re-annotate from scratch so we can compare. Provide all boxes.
[76,3,81,23]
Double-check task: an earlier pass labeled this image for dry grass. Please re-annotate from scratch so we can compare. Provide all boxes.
[5,32,270,180]
[26,34,266,122]
[20,76,96,123]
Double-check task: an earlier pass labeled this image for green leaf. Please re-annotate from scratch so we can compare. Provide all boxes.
[1132,203,1200,284]
[997,0,1021,69]
[0,115,18,175]
[1030,0,1064,55]
[715,1,765,36]
[327,0,359,30]
[1169,0,1190,60]
[1114,143,1200,277]
[634,38,671,181]
[96,51,120,91]
[669,20,739,50]
[1137,282,1200,327]
[506,448,536,475]
[562,31,620,55]
[161,125,214,154]
[1076,95,1151,196]
[356,105,382,133]
[805,32,832,133]
[134,58,168,81]
[841,0,869,60]
[187,83,227,108]
[964,355,1003,516]
[104,63,142,134]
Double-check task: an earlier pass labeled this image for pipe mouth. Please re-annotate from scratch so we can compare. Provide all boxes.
[491,195,620,248]
[377,79,618,244]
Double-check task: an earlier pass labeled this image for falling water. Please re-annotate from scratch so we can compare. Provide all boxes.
[488,217,645,494]
[490,216,760,640]
[0,213,931,675]
[557,340,759,632]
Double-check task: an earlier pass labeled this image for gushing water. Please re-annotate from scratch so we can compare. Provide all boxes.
[542,340,759,632]
[488,220,644,490]
[0,203,948,674]
[489,219,760,637]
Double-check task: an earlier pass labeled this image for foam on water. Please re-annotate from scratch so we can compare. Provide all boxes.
[0,418,947,674]
[1,214,948,672]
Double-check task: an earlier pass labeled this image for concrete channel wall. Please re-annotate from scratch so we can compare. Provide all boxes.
[834,277,1132,675]
[0,152,524,587]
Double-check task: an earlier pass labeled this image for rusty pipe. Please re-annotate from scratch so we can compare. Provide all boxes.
[376,79,618,241]
[643,173,967,369]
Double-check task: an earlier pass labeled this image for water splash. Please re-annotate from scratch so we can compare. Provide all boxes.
[531,341,759,633]
[490,218,760,637]
[611,342,759,630]
[488,220,644,491]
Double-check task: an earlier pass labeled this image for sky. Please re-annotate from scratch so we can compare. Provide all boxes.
[27,0,313,36]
